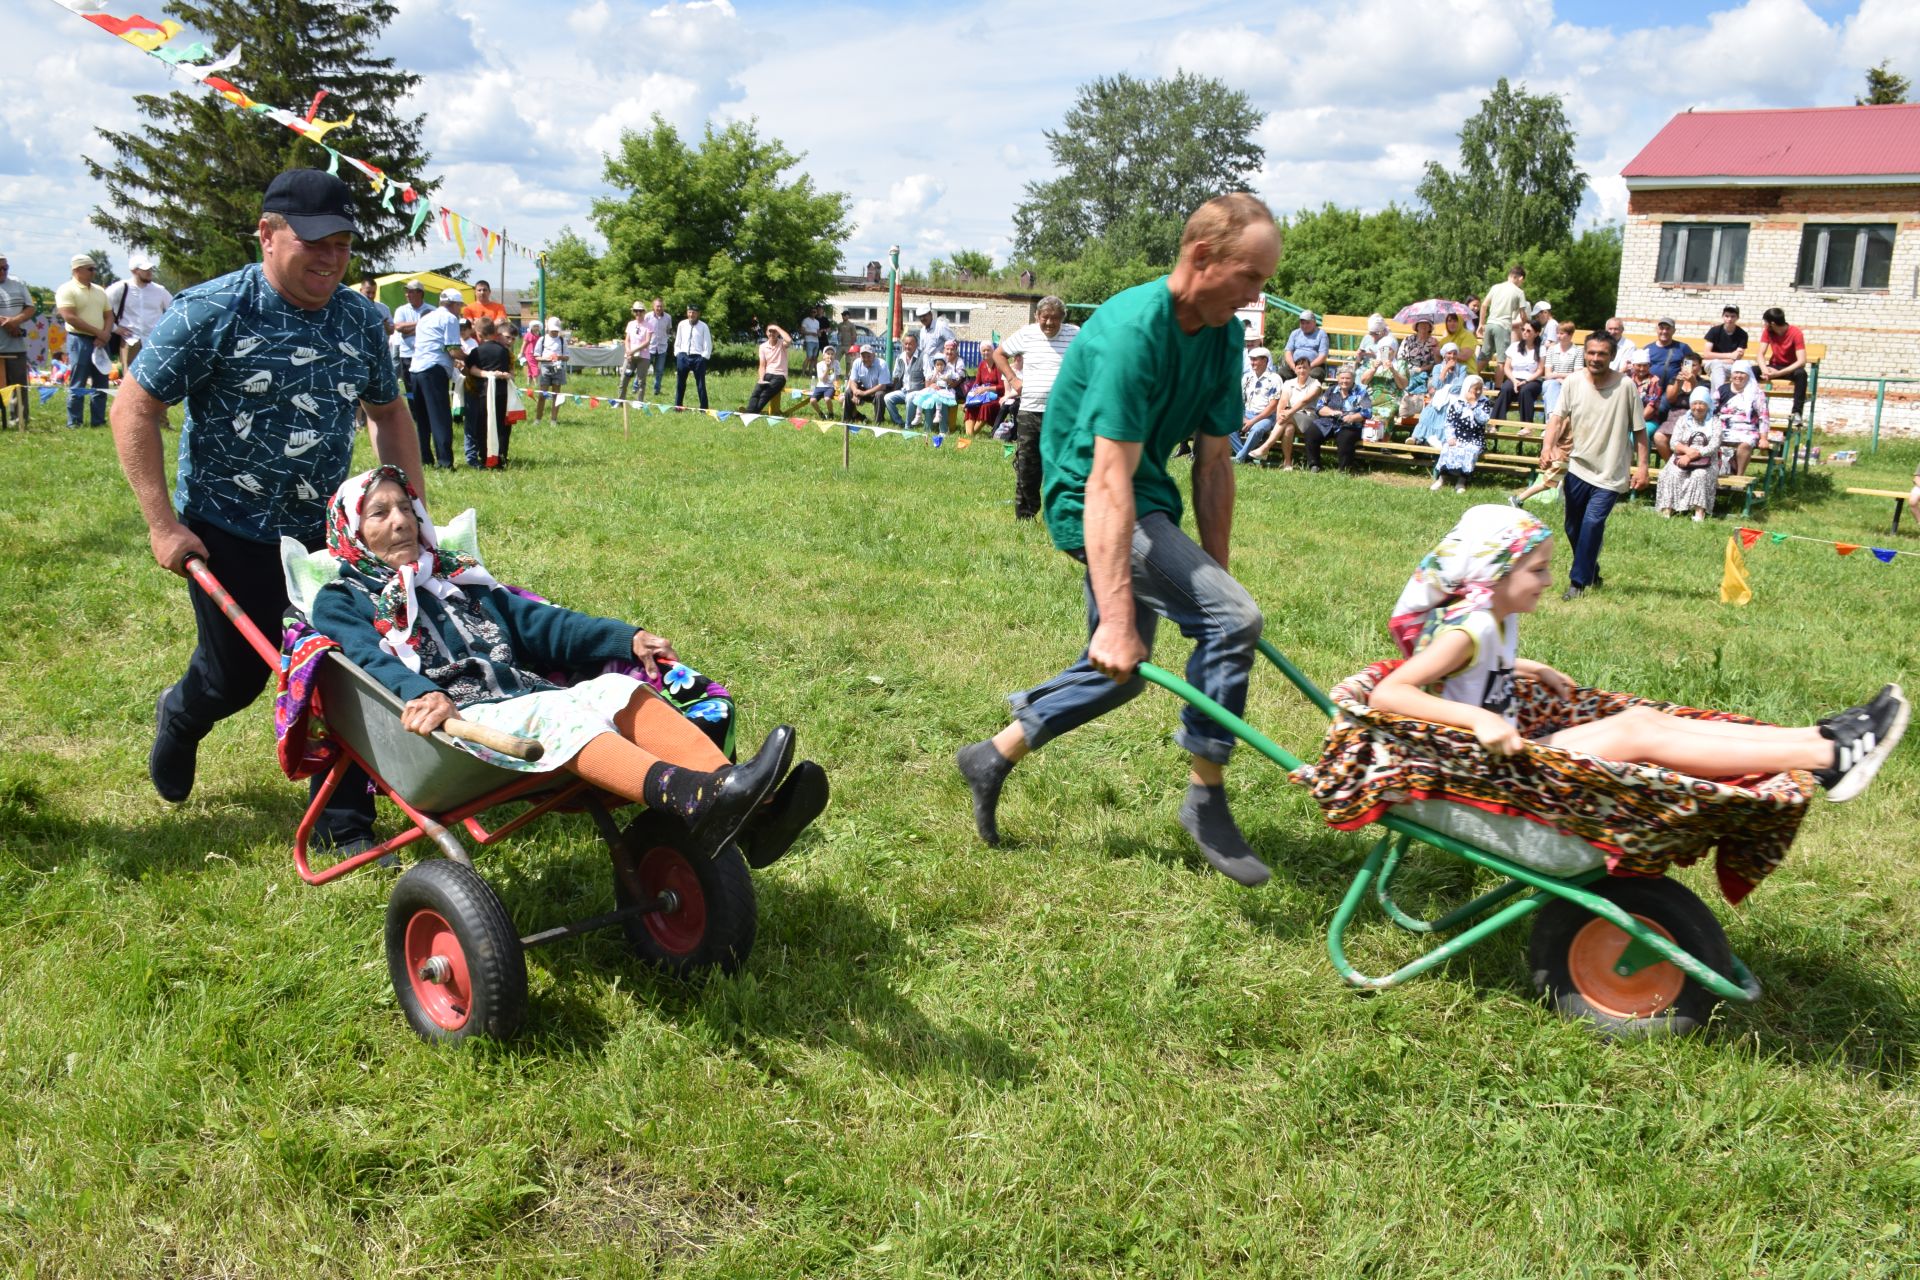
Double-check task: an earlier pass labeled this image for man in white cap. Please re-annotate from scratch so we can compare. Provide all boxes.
[620,300,652,402]
[390,279,429,397]
[56,252,115,428]
[842,343,887,423]
[0,251,36,428]
[535,315,569,422]
[409,286,464,467]
[107,251,172,374]
[1235,346,1283,455]
[112,167,421,858]
[915,304,957,376]
[1529,299,1557,346]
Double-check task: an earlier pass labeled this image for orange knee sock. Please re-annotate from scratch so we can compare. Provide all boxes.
[565,685,729,807]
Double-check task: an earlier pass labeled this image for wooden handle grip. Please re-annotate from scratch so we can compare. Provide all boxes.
[442,718,545,762]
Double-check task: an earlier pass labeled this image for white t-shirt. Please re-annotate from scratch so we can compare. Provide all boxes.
[800,317,821,338]
[674,319,712,358]
[1609,337,1639,372]
[999,321,1080,411]
[813,356,835,388]
[1435,611,1519,728]
[1504,342,1542,381]
[1279,375,1322,416]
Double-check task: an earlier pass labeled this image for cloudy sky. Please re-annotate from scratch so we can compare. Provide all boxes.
[5,0,1918,292]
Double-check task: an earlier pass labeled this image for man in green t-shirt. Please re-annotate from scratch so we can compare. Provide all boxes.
[954,194,1281,888]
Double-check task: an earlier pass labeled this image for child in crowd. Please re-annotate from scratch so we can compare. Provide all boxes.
[1372,505,1907,802]
[805,345,838,414]
[1509,416,1567,508]
[908,356,959,430]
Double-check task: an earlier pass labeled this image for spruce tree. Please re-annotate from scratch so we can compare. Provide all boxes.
[86,0,433,285]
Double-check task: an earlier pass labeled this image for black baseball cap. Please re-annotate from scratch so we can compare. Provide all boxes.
[262,169,356,240]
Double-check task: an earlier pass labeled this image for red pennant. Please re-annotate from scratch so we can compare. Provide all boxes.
[1835,543,1860,556]
[304,89,329,122]
[86,14,166,37]
[588,397,600,409]
[790,418,806,428]
[1737,528,1761,549]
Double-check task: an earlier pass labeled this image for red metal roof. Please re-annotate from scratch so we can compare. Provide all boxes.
[1623,104,1920,184]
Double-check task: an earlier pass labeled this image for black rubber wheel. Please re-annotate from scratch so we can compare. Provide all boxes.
[385,859,528,1044]
[615,811,757,978]
[1528,877,1733,1039]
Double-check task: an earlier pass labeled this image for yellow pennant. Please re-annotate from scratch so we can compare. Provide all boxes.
[1720,536,1753,606]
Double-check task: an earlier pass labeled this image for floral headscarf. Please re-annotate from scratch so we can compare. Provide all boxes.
[1389,505,1552,657]
[325,465,501,672]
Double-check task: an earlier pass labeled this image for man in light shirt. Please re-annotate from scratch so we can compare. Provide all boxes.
[642,297,672,395]
[390,279,429,398]
[674,302,713,408]
[843,344,887,423]
[409,287,464,468]
[1604,317,1638,372]
[993,295,1080,521]
[1479,263,1528,369]
[798,305,822,362]
[884,332,925,426]
[0,252,37,429]
[916,305,958,372]
[109,251,173,373]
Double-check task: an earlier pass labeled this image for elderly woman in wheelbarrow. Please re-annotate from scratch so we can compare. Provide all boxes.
[310,465,827,867]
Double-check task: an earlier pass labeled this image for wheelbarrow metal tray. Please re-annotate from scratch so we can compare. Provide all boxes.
[319,654,531,813]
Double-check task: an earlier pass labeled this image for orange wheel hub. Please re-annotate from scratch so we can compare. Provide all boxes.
[1566,914,1685,1019]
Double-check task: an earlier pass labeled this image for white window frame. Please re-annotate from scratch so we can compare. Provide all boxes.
[1796,223,1896,292]
[1655,222,1747,286]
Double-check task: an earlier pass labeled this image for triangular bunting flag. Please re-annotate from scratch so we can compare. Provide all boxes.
[588,397,600,409]
[789,418,806,428]
[717,410,734,421]
[1769,533,1788,545]
[956,438,971,449]
[740,413,759,426]
[1835,543,1859,556]
[1872,548,1897,563]
[1720,536,1752,606]
[1003,443,1017,458]
[1737,527,1761,549]
[931,434,944,448]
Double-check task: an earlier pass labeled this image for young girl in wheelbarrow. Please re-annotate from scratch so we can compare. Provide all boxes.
[310,465,827,866]
[1372,505,1907,802]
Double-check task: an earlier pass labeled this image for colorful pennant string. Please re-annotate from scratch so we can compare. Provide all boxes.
[1735,527,1913,560]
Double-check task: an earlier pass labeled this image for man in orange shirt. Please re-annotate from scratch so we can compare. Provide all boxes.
[466,278,507,328]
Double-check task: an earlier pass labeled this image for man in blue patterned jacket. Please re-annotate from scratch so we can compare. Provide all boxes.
[112,169,425,854]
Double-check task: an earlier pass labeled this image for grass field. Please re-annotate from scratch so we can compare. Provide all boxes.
[2,374,1918,1278]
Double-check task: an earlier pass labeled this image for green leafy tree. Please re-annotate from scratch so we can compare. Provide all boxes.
[1268,204,1435,319]
[1031,242,1165,308]
[1858,61,1910,105]
[1512,225,1623,332]
[586,117,851,339]
[539,229,626,345]
[949,249,993,278]
[1417,79,1586,297]
[1013,72,1265,267]
[87,0,433,285]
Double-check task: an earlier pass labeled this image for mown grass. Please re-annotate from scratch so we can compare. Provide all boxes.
[1,376,1917,1278]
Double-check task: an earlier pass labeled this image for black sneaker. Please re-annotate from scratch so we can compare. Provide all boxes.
[1814,685,1909,803]
[149,686,197,803]
[1560,586,1585,602]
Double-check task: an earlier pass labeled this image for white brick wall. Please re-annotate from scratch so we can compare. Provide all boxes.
[1616,187,1920,438]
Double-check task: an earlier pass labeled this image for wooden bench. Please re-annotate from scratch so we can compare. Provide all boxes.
[1845,487,1911,536]
[1352,437,1540,476]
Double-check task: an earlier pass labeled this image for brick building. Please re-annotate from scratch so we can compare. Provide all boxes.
[1618,104,1920,437]
[820,279,1043,344]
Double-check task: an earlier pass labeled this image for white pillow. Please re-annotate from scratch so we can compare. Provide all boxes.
[280,507,480,617]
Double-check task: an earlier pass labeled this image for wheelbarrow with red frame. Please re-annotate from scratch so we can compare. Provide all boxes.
[186,555,757,1044]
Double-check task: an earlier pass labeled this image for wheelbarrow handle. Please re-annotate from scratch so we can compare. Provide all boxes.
[442,718,545,763]
[183,554,282,669]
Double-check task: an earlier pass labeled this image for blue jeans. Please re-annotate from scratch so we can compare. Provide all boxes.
[67,333,110,426]
[1232,416,1275,460]
[1562,470,1622,589]
[650,349,668,393]
[675,353,709,408]
[1009,512,1264,765]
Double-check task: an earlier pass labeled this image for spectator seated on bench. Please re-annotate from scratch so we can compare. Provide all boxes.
[1715,362,1768,476]
[1234,347,1283,454]
[1654,388,1722,522]
[1490,318,1546,426]
[744,323,793,415]
[1652,356,1706,462]
[884,334,924,427]
[1540,326,1581,418]
[1355,345,1408,438]
[1304,365,1375,473]
[842,344,887,424]
[801,346,840,416]
[1411,344,1470,445]
[1243,354,1322,468]
[905,355,958,430]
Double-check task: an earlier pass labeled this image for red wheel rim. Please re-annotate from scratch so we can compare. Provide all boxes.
[1566,913,1685,1019]
[637,844,707,955]
[404,909,473,1030]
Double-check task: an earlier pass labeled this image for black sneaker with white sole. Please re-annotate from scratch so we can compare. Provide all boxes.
[1814,684,1909,803]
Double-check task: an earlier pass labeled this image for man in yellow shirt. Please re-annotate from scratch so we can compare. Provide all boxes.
[55,253,114,428]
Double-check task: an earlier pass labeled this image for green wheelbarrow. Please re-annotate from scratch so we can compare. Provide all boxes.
[1140,639,1763,1038]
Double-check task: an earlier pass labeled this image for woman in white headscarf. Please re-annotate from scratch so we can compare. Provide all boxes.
[1714,361,1768,476]
[1410,343,1469,444]
[1654,386,1722,521]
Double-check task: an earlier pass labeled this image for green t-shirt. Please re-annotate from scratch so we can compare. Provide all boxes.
[1040,277,1243,552]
